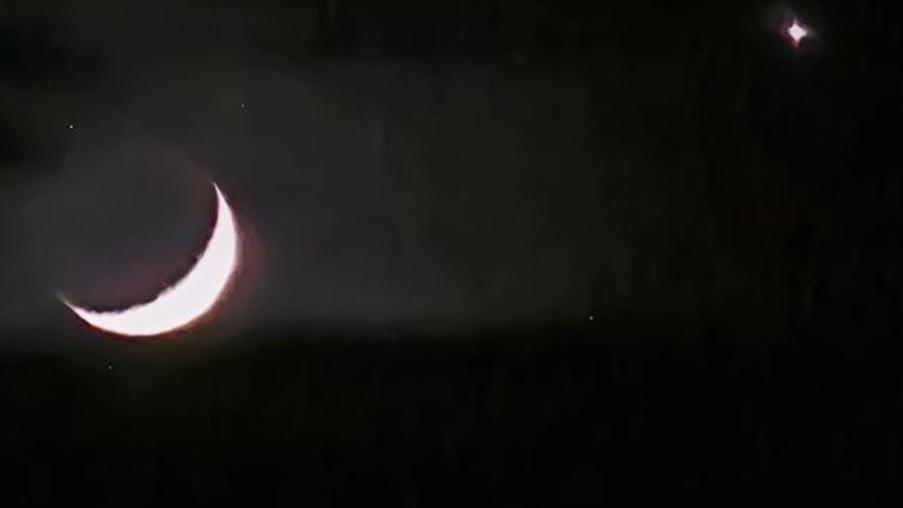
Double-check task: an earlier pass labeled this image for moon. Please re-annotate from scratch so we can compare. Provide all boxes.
[61,183,239,337]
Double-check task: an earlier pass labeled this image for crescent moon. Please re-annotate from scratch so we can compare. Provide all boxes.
[61,183,239,337]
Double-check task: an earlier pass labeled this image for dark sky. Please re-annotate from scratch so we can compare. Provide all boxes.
[5,2,903,502]
[1,0,900,340]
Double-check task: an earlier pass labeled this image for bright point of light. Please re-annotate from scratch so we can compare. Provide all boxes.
[68,123,75,130]
[787,19,809,46]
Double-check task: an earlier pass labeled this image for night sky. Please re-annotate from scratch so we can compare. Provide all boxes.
[2,0,903,503]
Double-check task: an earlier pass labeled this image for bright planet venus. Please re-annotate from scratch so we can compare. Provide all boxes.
[61,183,239,337]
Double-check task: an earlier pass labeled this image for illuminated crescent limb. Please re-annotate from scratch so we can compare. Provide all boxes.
[61,184,239,337]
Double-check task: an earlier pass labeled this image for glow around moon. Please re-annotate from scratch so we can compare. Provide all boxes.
[61,184,239,337]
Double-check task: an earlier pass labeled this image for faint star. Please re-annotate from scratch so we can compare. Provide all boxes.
[68,123,75,130]
[107,363,113,371]
[588,314,595,322]
[239,102,246,109]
